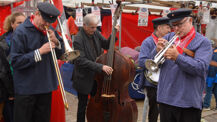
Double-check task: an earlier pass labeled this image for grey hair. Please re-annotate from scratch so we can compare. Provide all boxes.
[83,13,99,26]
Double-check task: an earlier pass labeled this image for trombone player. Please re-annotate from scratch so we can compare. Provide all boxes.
[156,9,212,122]
[10,2,64,122]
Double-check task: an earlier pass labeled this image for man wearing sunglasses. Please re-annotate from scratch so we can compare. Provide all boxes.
[156,9,212,122]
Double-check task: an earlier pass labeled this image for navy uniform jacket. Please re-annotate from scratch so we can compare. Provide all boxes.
[10,17,65,95]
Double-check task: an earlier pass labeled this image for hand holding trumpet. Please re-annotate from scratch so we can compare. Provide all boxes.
[156,38,168,52]
[156,38,179,61]
[164,45,179,61]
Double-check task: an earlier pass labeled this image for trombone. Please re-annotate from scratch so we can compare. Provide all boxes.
[45,26,69,110]
[50,0,80,61]
[44,0,80,110]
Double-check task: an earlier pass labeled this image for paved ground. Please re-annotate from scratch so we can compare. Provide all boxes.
[65,92,217,122]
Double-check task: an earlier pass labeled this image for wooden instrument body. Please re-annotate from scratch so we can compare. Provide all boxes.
[86,50,138,122]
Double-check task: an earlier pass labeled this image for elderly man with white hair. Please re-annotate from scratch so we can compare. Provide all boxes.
[71,13,119,122]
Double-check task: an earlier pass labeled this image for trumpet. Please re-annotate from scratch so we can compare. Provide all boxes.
[45,26,68,110]
[145,33,180,72]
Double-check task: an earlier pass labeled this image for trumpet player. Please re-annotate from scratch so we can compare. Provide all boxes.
[10,2,64,122]
[157,9,212,122]
[138,17,171,122]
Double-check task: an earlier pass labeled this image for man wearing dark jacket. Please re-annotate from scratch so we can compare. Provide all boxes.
[72,13,116,122]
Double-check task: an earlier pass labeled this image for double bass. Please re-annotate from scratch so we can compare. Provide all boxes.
[86,1,138,122]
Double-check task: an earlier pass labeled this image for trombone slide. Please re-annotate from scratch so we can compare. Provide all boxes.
[45,27,68,110]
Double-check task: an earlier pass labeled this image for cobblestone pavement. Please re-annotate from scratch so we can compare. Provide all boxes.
[65,92,217,122]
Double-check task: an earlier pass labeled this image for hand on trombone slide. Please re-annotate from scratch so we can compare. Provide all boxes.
[39,42,55,55]
[47,29,59,46]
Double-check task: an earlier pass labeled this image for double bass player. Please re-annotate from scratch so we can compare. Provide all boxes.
[71,13,119,122]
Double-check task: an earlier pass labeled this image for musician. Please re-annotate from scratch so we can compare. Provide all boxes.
[71,13,118,122]
[138,17,171,122]
[156,9,212,122]
[10,2,64,122]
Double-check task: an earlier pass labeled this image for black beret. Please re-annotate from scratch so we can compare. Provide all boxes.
[152,17,170,26]
[167,8,192,22]
[37,2,60,23]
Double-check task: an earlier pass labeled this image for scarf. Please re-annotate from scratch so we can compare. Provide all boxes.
[175,27,196,54]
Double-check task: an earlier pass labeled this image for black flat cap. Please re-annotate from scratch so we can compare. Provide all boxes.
[37,2,60,23]
[167,8,192,22]
[152,17,170,26]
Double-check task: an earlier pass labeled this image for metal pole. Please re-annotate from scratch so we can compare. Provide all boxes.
[118,10,122,50]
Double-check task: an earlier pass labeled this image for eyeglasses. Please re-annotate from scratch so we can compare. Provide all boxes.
[172,18,188,28]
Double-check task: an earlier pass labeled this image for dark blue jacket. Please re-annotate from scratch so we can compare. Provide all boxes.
[206,48,217,87]
[10,17,65,95]
[138,35,157,89]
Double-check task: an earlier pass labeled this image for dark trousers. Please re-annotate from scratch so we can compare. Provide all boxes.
[14,92,52,122]
[77,82,97,122]
[77,93,88,122]
[159,103,202,122]
[146,86,159,122]
[3,100,14,122]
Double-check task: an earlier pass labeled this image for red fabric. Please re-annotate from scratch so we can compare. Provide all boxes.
[170,8,178,11]
[0,5,11,36]
[50,86,65,122]
[58,60,65,67]
[101,13,161,49]
[151,33,158,45]
[201,24,206,36]
[0,0,26,36]
[176,27,196,54]
[50,60,65,122]
[67,16,79,35]
[52,0,63,14]
[51,0,63,29]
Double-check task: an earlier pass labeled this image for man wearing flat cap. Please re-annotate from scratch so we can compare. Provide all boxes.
[155,8,212,122]
[10,2,65,122]
[138,17,171,122]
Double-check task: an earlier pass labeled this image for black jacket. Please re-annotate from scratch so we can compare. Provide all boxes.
[72,28,111,94]
[0,33,14,103]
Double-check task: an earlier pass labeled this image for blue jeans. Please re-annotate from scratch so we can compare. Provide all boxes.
[203,83,217,108]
